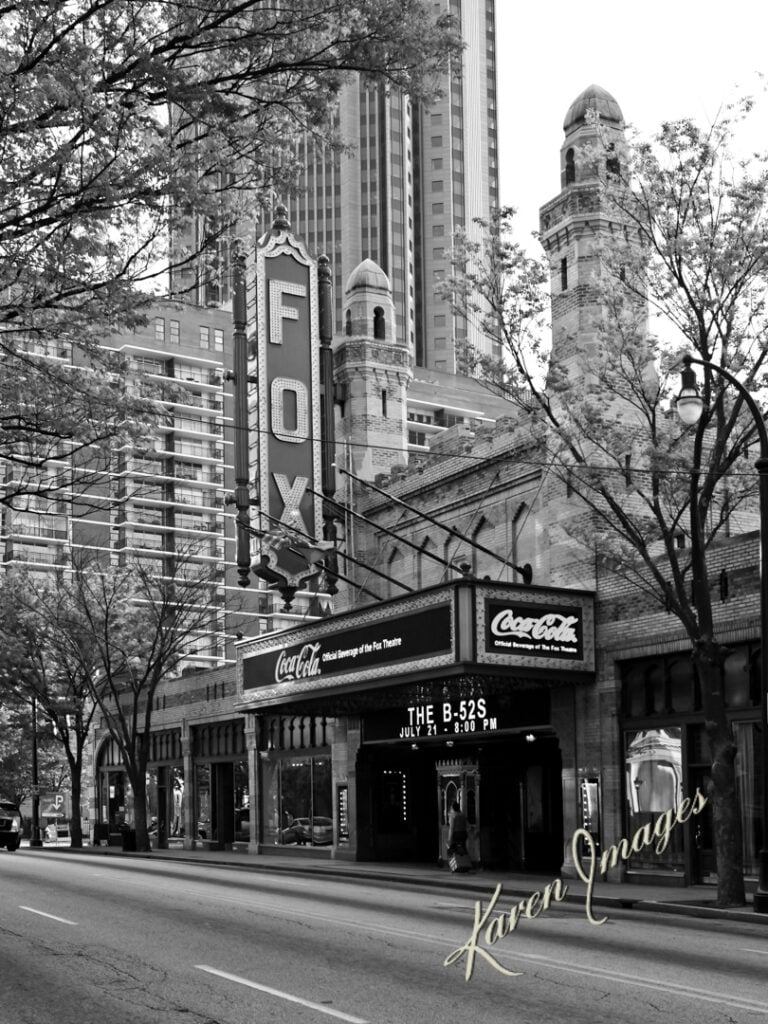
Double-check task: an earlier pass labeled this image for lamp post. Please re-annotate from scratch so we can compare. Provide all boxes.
[677,353,768,913]
[30,693,42,848]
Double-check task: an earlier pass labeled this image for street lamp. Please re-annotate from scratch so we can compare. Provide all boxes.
[677,353,768,914]
[30,693,42,848]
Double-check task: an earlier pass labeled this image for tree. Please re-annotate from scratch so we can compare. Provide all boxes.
[442,100,768,907]
[0,570,104,846]
[37,548,227,853]
[0,1,460,504]
[0,697,63,810]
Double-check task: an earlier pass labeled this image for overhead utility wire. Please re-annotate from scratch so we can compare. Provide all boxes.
[336,465,533,584]
[284,546,383,604]
[308,486,467,578]
[252,507,414,596]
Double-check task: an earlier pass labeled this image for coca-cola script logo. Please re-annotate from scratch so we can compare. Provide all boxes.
[275,642,322,684]
[490,609,579,645]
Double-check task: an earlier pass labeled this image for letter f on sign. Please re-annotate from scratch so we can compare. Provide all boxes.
[269,280,307,345]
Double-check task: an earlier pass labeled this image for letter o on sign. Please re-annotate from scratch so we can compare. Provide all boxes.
[271,377,309,444]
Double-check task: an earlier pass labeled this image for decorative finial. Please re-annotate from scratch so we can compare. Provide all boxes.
[273,204,290,232]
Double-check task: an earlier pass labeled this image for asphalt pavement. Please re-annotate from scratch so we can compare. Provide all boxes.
[17,837,766,926]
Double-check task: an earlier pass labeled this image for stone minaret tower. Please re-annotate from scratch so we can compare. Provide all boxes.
[333,259,413,481]
[537,85,644,591]
[538,84,632,390]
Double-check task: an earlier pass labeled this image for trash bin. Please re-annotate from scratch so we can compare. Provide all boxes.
[121,828,136,852]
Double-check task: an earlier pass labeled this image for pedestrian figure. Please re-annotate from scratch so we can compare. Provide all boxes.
[447,801,468,854]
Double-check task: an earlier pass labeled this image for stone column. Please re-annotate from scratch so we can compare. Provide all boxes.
[552,686,580,876]
[181,727,195,851]
[332,717,360,861]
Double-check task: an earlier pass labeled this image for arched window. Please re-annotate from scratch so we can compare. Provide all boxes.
[512,502,534,580]
[345,309,352,336]
[606,143,620,177]
[471,517,492,577]
[565,148,575,185]
[386,547,404,600]
[373,306,386,339]
[417,536,436,589]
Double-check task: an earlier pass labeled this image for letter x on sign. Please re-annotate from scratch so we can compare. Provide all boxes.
[273,473,309,534]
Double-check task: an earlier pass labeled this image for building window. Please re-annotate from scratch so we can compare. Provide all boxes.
[432,203,444,215]
[565,147,575,185]
[373,306,386,340]
[214,329,224,352]
[200,326,210,349]
[560,257,568,291]
[432,180,444,193]
[170,320,180,345]
[262,754,332,847]
[381,389,388,417]
[154,317,165,343]
[606,143,620,177]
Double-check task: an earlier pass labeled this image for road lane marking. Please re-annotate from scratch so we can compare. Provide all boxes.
[19,906,77,926]
[741,947,768,955]
[195,965,369,1023]
[501,950,768,1014]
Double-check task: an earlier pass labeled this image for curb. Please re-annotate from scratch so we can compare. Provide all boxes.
[25,845,763,925]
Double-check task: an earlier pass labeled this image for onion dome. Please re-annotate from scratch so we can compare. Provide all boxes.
[563,85,623,132]
[345,258,391,295]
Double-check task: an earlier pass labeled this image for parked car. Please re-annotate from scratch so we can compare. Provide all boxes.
[279,816,333,846]
[0,800,22,851]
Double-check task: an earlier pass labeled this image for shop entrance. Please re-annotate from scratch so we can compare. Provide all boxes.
[360,733,564,871]
[436,760,479,863]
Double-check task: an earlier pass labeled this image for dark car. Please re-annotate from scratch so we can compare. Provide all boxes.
[279,816,333,846]
[0,800,22,851]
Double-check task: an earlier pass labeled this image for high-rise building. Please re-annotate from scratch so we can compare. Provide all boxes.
[0,301,292,669]
[281,0,499,376]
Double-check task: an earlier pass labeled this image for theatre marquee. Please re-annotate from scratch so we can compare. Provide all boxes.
[235,581,595,711]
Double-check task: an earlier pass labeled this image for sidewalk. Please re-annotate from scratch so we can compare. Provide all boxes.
[19,839,766,926]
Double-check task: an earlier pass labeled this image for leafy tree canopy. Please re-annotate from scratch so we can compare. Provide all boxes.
[0,0,460,505]
[442,96,768,906]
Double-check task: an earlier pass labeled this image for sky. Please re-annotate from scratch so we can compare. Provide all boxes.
[495,0,768,243]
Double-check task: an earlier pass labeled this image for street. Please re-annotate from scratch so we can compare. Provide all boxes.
[2,851,767,1023]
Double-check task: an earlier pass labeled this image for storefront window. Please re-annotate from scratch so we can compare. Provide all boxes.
[264,756,332,847]
[234,760,249,842]
[262,758,281,846]
[170,767,184,839]
[196,763,211,840]
[624,728,684,870]
[724,650,750,708]
[734,721,763,875]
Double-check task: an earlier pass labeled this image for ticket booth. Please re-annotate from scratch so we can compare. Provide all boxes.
[436,760,480,864]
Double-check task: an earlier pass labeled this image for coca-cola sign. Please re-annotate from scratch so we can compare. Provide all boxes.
[243,603,453,692]
[275,643,322,683]
[485,601,582,660]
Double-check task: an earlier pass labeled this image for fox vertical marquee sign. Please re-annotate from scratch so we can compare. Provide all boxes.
[251,209,324,601]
